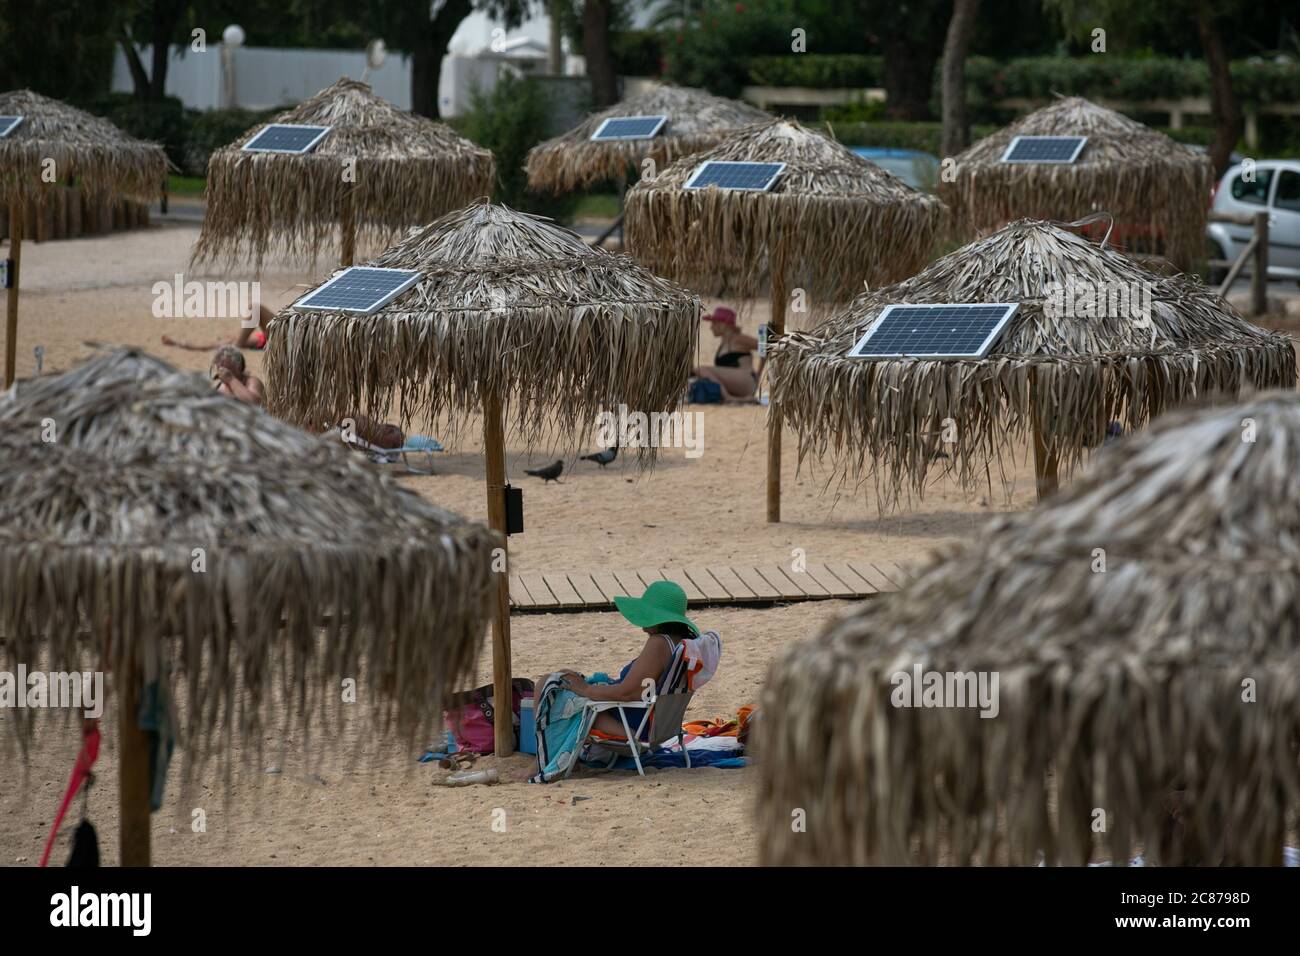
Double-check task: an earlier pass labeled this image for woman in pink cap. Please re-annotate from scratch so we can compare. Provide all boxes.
[692,306,759,401]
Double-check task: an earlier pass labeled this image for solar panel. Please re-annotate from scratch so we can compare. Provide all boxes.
[683,161,785,192]
[242,124,332,154]
[590,115,668,141]
[0,116,23,138]
[1000,135,1088,164]
[292,267,422,316]
[847,303,1020,360]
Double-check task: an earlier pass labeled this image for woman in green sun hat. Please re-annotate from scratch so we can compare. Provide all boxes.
[551,580,700,741]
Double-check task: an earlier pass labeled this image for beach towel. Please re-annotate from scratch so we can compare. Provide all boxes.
[606,749,747,772]
[682,630,722,691]
[528,674,600,784]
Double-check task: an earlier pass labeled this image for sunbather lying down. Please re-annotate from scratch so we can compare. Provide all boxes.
[339,413,404,449]
[539,581,700,741]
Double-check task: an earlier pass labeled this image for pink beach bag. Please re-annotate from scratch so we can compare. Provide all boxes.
[444,679,533,754]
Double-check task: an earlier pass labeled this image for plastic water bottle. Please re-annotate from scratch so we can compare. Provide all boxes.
[441,768,499,787]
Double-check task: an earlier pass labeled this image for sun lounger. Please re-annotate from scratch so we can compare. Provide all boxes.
[338,432,446,473]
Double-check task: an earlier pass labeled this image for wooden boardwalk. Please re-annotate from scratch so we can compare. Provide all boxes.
[509,561,914,612]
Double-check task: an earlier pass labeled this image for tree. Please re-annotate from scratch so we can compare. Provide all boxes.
[0,0,118,101]
[860,0,951,120]
[1044,0,1257,177]
[363,0,531,119]
[582,0,619,108]
[940,0,982,157]
[116,0,193,102]
[1194,1,1243,176]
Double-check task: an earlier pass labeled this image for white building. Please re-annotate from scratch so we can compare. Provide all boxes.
[110,3,664,116]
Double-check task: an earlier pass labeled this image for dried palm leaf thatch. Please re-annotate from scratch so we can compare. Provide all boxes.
[758,391,1300,866]
[265,200,700,459]
[191,78,496,270]
[770,218,1296,505]
[624,118,947,303]
[0,89,169,206]
[525,84,769,194]
[939,97,1213,270]
[0,350,498,780]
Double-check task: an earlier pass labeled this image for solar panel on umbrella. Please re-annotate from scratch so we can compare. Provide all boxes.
[292,267,422,315]
[683,161,785,192]
[1000,136,1088,164]
[242,124,333,154]
[0,116,24,138]
[847,303,1020,360]
[590,115,668,141]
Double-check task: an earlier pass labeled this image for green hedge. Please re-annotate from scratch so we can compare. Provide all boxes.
[744,53,1300,106]
[967,55,1300,106]
[825,121,997,155]
[746,55,885,89]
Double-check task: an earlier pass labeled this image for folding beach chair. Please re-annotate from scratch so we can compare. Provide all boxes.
[564,641,694,778]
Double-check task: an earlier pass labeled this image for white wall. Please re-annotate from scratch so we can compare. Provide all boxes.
[229,47,413,110]
[112,45,413,111]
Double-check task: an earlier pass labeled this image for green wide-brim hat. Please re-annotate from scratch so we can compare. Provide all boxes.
[614,580,699,634]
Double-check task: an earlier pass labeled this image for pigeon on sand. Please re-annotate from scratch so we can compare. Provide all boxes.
[524,460,563,483]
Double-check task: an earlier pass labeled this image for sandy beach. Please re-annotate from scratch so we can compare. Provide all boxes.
[2,221,1089,866]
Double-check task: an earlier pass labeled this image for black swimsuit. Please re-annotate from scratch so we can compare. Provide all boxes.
[715,350,746,367]
[715,343,757,381]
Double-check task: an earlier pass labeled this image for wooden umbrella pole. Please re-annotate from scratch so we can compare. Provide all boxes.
[483,388,514,757]
[1029,368,1059,501]
[117,647,152,866]
[340,189,356,268]
[4,200,22,388]
[765,269,788,523]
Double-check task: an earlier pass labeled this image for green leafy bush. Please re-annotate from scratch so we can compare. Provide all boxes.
[80,93,190,171]
[613,29,665,77]
[460,71,577,221]
[663,1,807,98]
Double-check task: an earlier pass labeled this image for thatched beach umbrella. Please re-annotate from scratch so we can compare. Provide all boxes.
[770,218,1295,504]
[191,78,495,270]
[757,391,1300,866]
[940,97,1213,270]
[0,90,168,387]
[625,117,948,522]
[525,84,769,194]
[266,200,700,755]
[0,349,498,865]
